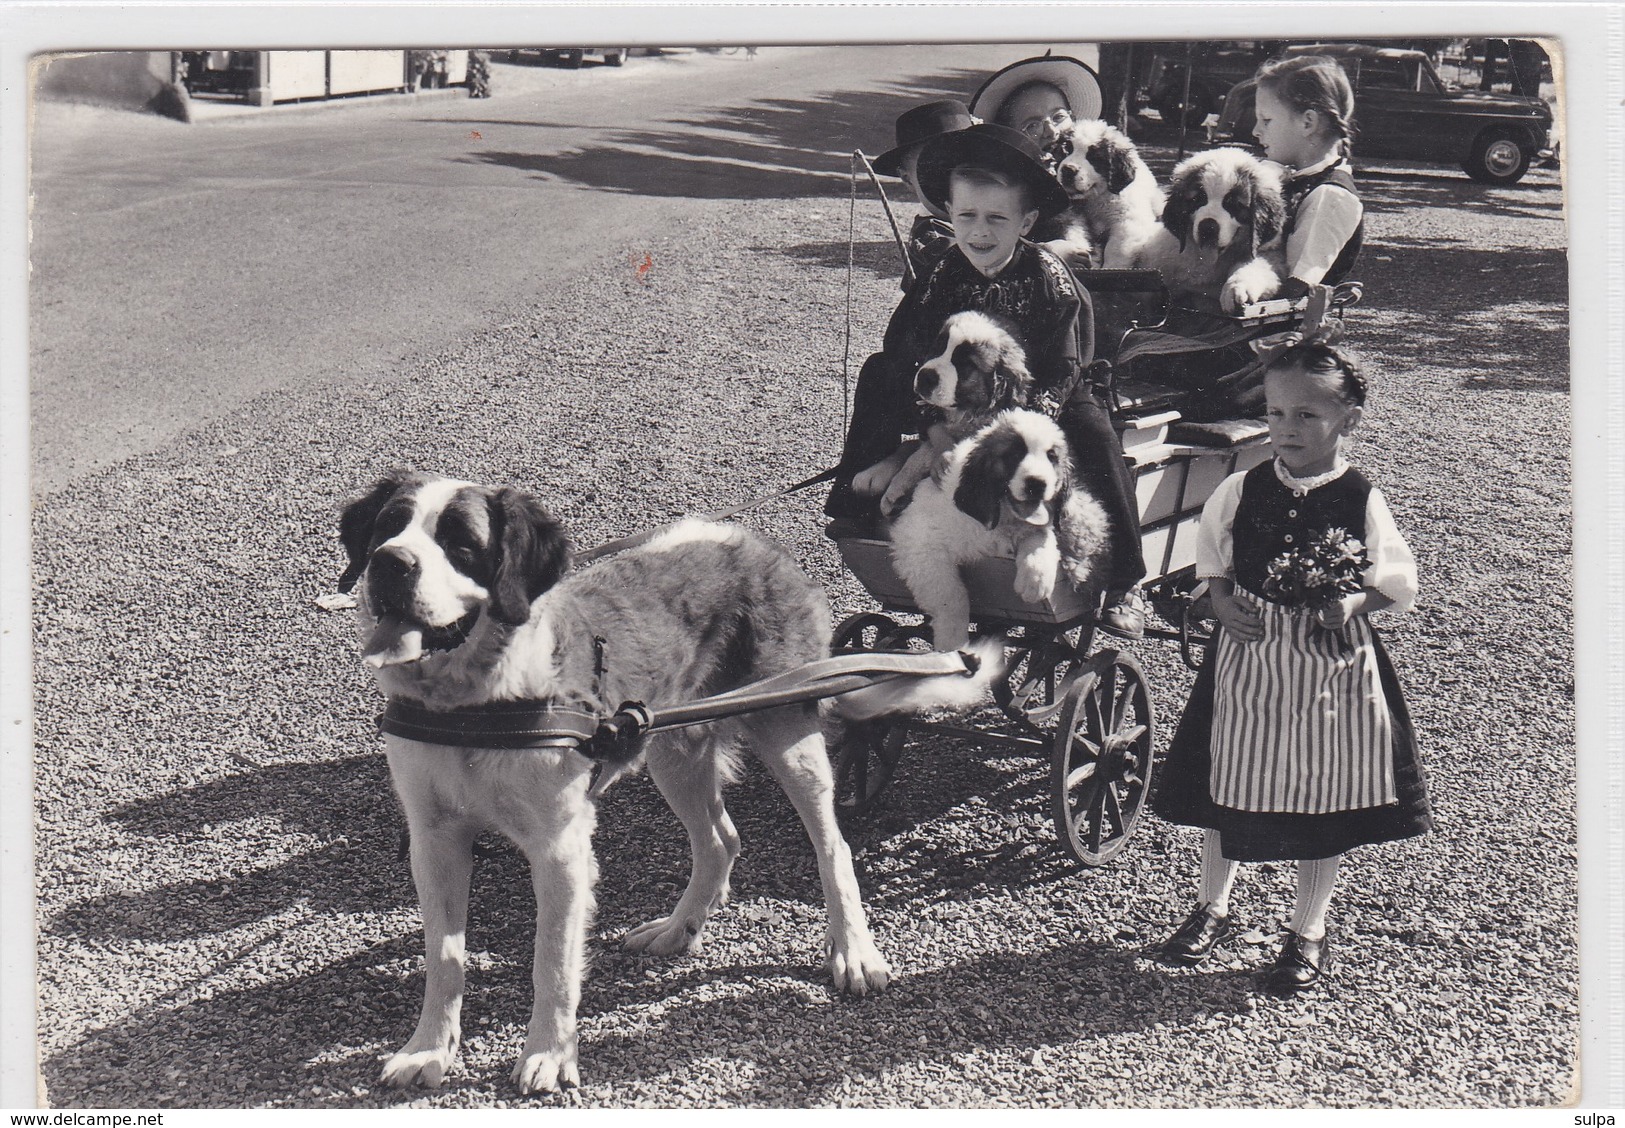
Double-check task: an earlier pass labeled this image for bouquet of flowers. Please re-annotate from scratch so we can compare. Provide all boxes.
[1260,526,1371,614]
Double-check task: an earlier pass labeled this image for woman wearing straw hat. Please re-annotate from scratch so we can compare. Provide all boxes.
[972,53,1104,143]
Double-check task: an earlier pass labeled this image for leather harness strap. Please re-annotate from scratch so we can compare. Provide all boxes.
[376,650,979,761]
[378,698,601,750]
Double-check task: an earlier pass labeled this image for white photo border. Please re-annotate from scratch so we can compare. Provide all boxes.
[2,1,1618,1111]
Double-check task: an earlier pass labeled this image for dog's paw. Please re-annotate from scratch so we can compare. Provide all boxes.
[827,933,892,997]
[512,1042,579,1094]
[623,913,706,957]
[1220,264,1280,314]
[380,1044,457,1089]
[1014,555,1059,604]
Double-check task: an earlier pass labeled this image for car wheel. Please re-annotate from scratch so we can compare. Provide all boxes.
[605,49,627,66]
[560,49,584,69]
[1464,129,1532,185]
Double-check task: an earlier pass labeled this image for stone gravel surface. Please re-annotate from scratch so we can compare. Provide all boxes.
[30,111,1572,1107]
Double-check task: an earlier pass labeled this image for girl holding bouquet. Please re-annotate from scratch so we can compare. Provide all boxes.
[1150,341,1431,995]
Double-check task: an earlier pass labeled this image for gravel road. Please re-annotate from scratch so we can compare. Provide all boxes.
[29,82,1572,1107]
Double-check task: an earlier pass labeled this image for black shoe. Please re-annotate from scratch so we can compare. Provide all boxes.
[1160,904,1234,965]
[1265,930,1331,995]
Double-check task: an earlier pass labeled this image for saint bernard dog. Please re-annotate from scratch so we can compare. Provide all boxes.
[1128,147,1288,314]
[875,310,1034,520]
[1047,117,1166,269]
[887,410,1109,653]
[339,473,909,1093]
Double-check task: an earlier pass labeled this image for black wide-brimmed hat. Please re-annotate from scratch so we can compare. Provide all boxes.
[915,123,1071,219]
[971,54,1103,125]
[871,99,975,177]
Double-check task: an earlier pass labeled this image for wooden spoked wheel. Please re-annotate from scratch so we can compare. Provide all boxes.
[830,617,920,816]
[1050,651,1155,865]
[832,717,907,817]
[1002,627,1092,733]
[832,611,900,653]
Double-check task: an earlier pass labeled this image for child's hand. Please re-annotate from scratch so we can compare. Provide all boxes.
[1315,594,1360,632]
[1212,590,1263,643]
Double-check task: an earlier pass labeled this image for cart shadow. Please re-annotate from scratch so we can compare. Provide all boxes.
[773,239,909,282]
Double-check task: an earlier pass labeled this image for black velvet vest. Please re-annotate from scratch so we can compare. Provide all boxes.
[1282,163,1363,285]
[1233,461,1372,602]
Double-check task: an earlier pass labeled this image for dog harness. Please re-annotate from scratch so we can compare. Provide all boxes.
[375,649,982,766]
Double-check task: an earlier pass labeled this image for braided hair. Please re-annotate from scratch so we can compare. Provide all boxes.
[1265,341,1367,406]
[1256,55,1358,159]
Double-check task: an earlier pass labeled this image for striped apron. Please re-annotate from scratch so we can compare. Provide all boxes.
[1209,589,1397,813]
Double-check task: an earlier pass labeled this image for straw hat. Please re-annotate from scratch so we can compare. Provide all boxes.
[971,54,1103,126]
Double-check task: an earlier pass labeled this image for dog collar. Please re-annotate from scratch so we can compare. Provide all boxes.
[378,697,602,750]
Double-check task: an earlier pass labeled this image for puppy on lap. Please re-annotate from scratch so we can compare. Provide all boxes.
[868,310,1033,519]
[890,410,1108,652]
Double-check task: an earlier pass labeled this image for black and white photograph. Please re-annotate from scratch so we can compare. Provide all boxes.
[6,2,1618,1112]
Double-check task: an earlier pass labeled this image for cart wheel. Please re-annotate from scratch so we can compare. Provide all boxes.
[833,719,906,816]
[1004,627,1092,732]
[1051,650,1155,865]
[832,612,899,652]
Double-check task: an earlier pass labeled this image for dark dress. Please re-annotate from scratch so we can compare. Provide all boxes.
[1150,462,1432,861]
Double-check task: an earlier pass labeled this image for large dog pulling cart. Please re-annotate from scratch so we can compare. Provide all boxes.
[823,275,1362,866]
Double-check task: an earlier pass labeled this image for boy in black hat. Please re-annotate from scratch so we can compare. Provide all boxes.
[827,123,1147,638]
[871,99,975,284]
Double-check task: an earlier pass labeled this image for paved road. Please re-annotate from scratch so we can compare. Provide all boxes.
[28,43,1092,495]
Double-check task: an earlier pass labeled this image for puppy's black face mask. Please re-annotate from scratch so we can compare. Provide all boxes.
[953,428,1032,529]
[1162,182,1207,252]
[1086,139,1137,196]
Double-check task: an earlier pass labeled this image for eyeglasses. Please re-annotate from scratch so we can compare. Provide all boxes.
[1018,108,1073,139]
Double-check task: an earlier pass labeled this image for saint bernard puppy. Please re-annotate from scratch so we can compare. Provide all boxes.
[876,310,1034,519]
[887,411,1109,653]
[339,473,896,1094]
[1047,118,1166,269]
[1129,147,1288,314]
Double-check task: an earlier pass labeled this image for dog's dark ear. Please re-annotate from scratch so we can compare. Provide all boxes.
[337,472,417,593]
[953,430,1016,529]
[1107,143,1136,195]
[1252,177,1286,251]
[488,488,571,626]
[1161,182,1198,252]
[993,346,1034,409]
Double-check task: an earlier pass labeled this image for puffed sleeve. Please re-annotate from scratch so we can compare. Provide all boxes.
[1195,471,1248,581]
[1361,488,1418,613]
[1285,184,1363,288]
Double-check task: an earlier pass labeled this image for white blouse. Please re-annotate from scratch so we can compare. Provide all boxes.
[1195,461,1418,613]
[1281,154,1363,288]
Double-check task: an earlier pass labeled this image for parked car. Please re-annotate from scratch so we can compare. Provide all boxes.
[507,47,631,68]
[1214,43,1555,185]
[1140,42,1281,129]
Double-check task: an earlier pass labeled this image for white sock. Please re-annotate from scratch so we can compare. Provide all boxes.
[1288,854,1343,941]
[1199,829,1239,916]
